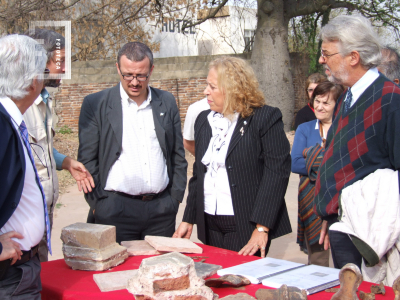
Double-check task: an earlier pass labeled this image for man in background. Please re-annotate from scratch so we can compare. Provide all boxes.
[0,34,48,299]
[24,28,94,262]
[378,46,400,85]
[78,42,187,243]
[183,97,209,155]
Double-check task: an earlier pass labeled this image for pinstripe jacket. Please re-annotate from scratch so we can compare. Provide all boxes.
[183,105,292,251]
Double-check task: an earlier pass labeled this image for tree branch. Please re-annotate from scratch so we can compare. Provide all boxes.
[181,0,229,30]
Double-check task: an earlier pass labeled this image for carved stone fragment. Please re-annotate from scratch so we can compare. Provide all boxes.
[255,285,307,300]
[370,282,385,295]
[63,243,127,261]
[331,263,363,300]
[393,275,400,300]
[325,288,340,293]
[61,223,127,271]
[93,270,138,292]
[359,291,375,300]
[127,252,214,300]
[145,235,203,254]
[61,222,115,249]
[121,240,160,256]
[205,275,251,288]
[194,262,222,279]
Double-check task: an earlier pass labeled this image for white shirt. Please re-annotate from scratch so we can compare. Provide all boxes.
[314,120,326,142]
[0,97,45,251]
[203,112,238,215]
[105,84,169,195]
[348,67,380,107]
[183,98,210,141]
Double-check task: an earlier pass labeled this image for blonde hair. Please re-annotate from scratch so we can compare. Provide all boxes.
[209,56,265,118]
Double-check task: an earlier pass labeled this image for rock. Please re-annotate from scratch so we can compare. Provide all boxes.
[256,285,308,300]
[65,251,128,271]
[63,243,127,261]
[61,222,116,249]
[370,282,385,295]
[145,235,203,254]
[127,252,214,300]
[331,263,363,300]
[194,262,222,279]
[359,291,375,300]
[121,240,160,256]
[93,270,138,292]
[205,275,251,288]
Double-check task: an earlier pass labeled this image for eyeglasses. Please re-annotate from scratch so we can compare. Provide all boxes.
[320,50,340,60]
[118,66,149,82]
[307,88,314,93]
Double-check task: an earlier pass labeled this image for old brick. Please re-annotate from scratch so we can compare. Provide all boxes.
[153,274,190,293]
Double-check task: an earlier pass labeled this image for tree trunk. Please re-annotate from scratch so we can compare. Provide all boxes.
[251,0,294,131]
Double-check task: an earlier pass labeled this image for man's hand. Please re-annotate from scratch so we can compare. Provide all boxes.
[319,220,330,250]
[0,231,23,265]
[238,226,269,258]
[62,157,95,193]
[173,222,193,239]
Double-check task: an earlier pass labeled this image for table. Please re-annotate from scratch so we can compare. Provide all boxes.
[40,244,394,299]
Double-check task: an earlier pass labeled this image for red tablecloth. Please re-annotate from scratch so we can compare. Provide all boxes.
[40,244,394,299]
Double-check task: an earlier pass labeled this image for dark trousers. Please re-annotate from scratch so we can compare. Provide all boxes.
[304,231,330,267]
[94,190,179,243]
[329,229,363,270]
[204,213,271,255]
[0,255,42,300]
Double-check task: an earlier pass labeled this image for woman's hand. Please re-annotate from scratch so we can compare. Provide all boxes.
[173,222,193,239]
[319,220,330,250]
[238,225,269,258]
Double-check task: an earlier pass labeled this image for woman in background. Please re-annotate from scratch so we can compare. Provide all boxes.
[291,81,344,266]
[294,73,328,130]
[174,57,291,258]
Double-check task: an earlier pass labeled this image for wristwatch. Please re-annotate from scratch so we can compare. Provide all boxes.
[257,227,269,233]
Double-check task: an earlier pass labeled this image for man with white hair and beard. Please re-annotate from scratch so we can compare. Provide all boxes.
[314,15,400,269]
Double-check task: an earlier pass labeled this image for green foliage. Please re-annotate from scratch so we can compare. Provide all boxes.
[58,125,73,134]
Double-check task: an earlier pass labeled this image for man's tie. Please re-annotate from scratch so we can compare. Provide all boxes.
[343,88,352,114]
[19,120,52,255]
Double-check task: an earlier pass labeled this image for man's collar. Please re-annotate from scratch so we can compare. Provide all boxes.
[0,96,23,126]
[350,68,379,102]
[119,83,152,106]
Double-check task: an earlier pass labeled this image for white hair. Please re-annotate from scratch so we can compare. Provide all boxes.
[0,34,47,100]
[320,15,382,69]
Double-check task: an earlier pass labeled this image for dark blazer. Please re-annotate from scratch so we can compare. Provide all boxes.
[183,105,292,251]
[77,84,187,209]
[0,103,26,254]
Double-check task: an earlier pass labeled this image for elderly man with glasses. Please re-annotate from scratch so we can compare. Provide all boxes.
[314,15,400,270]
[78,42,187,243]
[24,28,94,263]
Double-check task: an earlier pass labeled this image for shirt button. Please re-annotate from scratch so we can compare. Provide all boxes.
[116,152,120,156]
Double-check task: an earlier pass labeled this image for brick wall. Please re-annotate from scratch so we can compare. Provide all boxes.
[54,53,310,132]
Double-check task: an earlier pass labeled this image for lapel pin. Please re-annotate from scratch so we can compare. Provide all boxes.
[240,127,244,136]
[160,112,164,116]
[244,121,247,125]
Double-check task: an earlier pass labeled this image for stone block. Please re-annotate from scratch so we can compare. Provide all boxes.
[121,240,160,256]
[62,243,127,261]
[61,223,116,249]
[93,269,138,292]
[194,262,222,279]
[65,251,128,271]
[145,236,203,254]
[127,252,214,300]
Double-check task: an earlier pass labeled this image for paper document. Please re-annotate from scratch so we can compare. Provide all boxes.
[261,264,340,294]
[217,257,304,284]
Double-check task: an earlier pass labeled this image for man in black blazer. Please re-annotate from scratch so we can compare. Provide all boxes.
[78,42,187,243]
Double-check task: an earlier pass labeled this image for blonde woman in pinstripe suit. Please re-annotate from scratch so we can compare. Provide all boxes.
[174,57,292,258]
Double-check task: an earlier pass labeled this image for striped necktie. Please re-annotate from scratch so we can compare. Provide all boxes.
[19,120,52,255]
[343,88,352,114]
